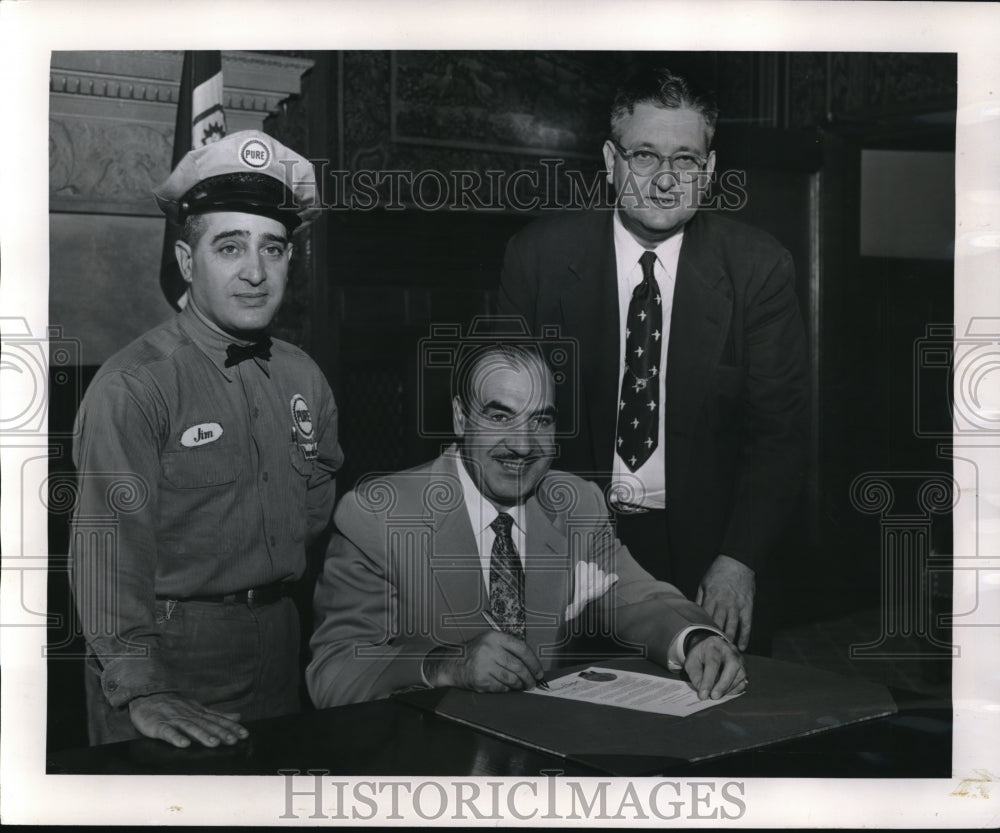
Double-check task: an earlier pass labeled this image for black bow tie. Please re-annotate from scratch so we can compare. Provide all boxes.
[224,337,272,368]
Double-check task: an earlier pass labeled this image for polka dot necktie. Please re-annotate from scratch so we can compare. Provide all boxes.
[617,250,662,472]
[489,512,525,640]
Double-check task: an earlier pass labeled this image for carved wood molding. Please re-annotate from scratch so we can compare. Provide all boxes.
[49,118,173,214]
[49,51,314,214]
[50,51,314,118]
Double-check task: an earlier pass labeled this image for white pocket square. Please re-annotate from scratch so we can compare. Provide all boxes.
[565,560,619,621]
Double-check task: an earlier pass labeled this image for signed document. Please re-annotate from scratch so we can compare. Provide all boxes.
[526,667,744,717]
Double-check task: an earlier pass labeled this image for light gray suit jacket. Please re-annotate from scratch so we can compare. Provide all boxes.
[307,450,715,708]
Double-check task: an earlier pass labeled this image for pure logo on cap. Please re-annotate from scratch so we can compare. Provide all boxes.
[239,137,271,169]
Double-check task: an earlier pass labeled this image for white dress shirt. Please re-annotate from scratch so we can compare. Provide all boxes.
[453,448,527,590]
[611,211,684,510]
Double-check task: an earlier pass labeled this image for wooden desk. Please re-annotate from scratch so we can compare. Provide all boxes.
[47,684,951,777]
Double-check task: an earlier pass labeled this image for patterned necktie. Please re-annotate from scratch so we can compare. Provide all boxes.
[617,250,662,472]
[489,512,525,640]
[224,337,272,368]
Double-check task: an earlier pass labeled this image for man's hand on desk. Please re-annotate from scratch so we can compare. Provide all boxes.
[683,633,747,700]
[128,692,250,748]
[423,631,546,693]
[696,554,755,651]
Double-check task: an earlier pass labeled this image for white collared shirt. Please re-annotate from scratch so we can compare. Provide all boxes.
[453,449,527,590]
[610,211,683,509]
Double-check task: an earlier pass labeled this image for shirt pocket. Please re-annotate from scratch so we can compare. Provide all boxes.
[287,439,315,479]
[161,447,241,488]
[158,447,244,557]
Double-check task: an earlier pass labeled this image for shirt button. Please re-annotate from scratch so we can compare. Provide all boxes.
[253,407,260,418]
[262,472,269,482]
[107,680,118,691]
[269,536,276,546]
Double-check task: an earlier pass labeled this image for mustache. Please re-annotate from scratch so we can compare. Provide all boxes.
[490,450,552,463]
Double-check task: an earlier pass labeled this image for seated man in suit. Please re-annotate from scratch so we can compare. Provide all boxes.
[307,342,745,708]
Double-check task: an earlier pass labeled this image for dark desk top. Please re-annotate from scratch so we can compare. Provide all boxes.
[47,685,951,778]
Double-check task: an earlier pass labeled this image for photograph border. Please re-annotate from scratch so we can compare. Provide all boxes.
[2,0,998,827]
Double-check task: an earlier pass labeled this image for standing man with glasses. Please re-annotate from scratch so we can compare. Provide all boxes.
[498,67,808,654]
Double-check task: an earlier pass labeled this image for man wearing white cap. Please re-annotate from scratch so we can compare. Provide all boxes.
[71,131,343,748]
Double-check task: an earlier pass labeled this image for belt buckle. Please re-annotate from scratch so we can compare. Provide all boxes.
[247,587,256,606]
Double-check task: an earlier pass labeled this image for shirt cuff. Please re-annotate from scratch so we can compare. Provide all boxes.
[666,625,729,672]
[420,653,433,688]
[99,655,178,708]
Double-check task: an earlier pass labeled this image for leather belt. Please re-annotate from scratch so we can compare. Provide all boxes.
[157,582,291,607]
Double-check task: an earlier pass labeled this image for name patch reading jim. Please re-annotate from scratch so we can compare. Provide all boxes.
[180,422,224,447]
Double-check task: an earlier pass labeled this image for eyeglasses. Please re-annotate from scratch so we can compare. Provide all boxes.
[612,141,708,177]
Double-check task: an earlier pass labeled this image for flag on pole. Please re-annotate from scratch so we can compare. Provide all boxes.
[159,51,227,310]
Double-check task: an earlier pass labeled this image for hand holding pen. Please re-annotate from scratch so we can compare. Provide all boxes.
[423,617,549,694]
[481,611,550,690]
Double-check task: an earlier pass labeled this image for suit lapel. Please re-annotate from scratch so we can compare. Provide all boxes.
[666,213,734,487]
[561,212,620,473]
[425,455,487,643]
[425,457,573,661]
[523,490,570,663]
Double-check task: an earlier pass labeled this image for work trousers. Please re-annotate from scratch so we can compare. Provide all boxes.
[84,596,300,746]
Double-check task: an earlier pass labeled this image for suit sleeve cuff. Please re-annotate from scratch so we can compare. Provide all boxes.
[366,637,445,700]
[666,625,729,672]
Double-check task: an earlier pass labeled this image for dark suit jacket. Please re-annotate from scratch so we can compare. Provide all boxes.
[306,450,716,708]
[497,209,808,596]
